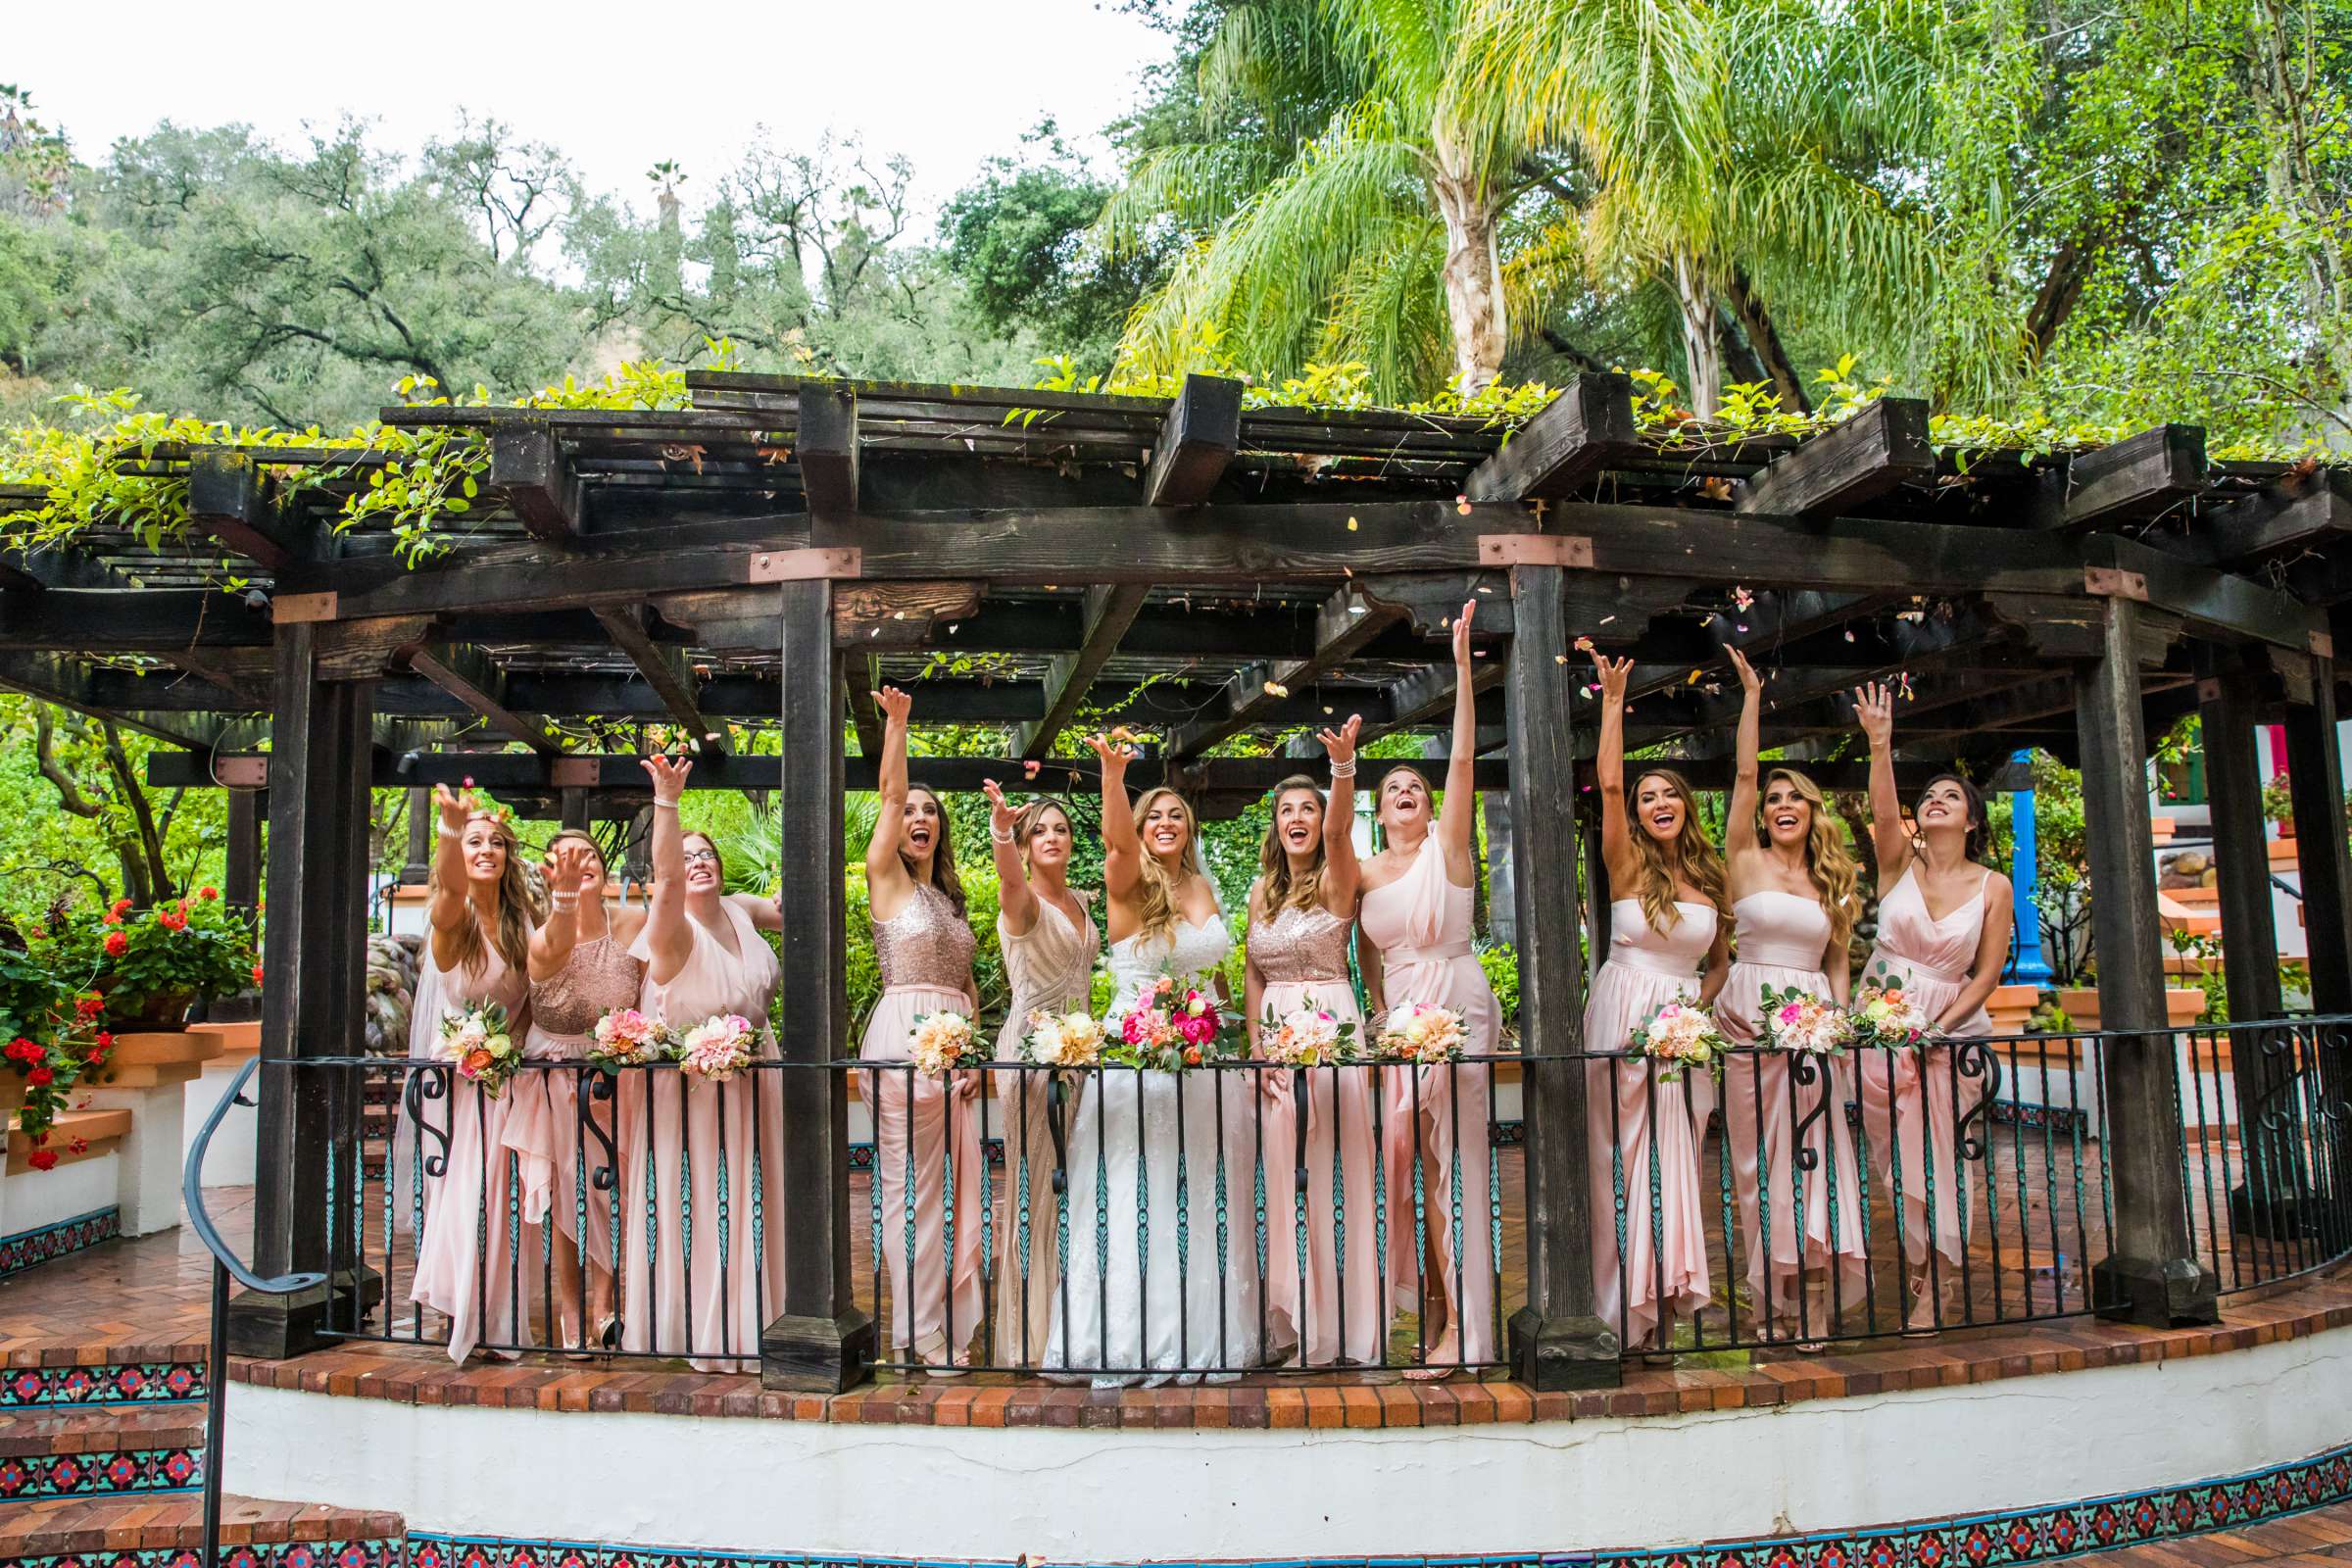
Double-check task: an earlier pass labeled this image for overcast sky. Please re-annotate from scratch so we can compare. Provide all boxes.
[15,0,1167,220]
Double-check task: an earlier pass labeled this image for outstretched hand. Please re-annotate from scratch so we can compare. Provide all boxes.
[1088,731,1138,772]
[1588,648,1633,704]
[1853,681,1895,747]
[639,753,693,804]
[548,838,595,896]
[1317,713,1362,767]
[1727,645,1762,693]
[875,685,914,726]
[1451,598,1477,667]
[433,782,478,831]
[982,776,1019,836]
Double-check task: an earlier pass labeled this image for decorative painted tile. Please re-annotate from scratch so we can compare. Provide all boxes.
[0,1542,399,1568]
[0,1445,201,1500]
[0,1206,122,1281]
[0,1361,206,1408]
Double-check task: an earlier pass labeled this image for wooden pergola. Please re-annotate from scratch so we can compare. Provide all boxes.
[4,370,2348,1389]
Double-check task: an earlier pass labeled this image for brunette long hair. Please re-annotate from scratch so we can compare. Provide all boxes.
[1626,767,1729,934]
[1917,773,1991,864]
[903,783,968,916]
[1255,776,1330,918]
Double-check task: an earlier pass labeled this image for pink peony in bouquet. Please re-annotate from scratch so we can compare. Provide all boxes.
[909,1009,983,1075]
[1628,995,1726,1081]
[1757,984,1851,1056]
[588,1006,672,1072]
[436,1001,520,1098]
[1108,974,1235,1071]
[675,1013,758,1083]
[1846,963,1940,1051]
[1376,1001,1467,1064]
[1259,994,1359,1067]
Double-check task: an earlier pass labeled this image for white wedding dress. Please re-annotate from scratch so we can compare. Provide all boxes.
[1045,915,1266,1385]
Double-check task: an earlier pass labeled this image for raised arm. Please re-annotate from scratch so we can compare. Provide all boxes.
[1855,681,1911,893]
[983,778,1037,938]
[639,755,695,986]
[1091,733,1142,904]
[527,839,595,982]
[426,783,476,972]
[1317,714,1364,913]
[864,686,915,915]
[1590,650,1636,890]
[1725,646,1763,859]
[1435,599,1481,883]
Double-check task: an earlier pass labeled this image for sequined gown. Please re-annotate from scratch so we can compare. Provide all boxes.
[1583,899,1715,1350]
[1047,915,1263,1385]
[1714,890,1869,1327]
[1855,868,1993,1273]
[403,926,531,1362]
[858,882,983,1363]
[1250,903,1381,1366]
[505,932,645,1300]
[1360,841,1500,1368]
[992,891,1099,1367]
[619,899,789,1372]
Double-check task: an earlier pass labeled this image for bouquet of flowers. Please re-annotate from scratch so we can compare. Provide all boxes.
[1022,1008,1105,1069]
[675,1013,758,1084]
[437,1001,521,1098]
[1259,994,1359,1066]
[1376,1001,1467,1064]
[910,1009,985,1075]
[588,1006,672,1072]
[1628,995,1726,1081]
[1847,965,1940,1051]
[1107,974,1237,1071]
[1756,984,1851,1057]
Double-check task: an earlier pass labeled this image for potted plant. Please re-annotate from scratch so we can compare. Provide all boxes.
[63,890,259,1031]
[2262,771,2296,839]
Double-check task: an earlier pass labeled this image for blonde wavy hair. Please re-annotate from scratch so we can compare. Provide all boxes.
[1761,767,1859,955]
[1627,768,1729,935]
[1255,776,1330,918]
[1010,798,1074,863]
[430,810,533,979]
[1130,785,1208,948]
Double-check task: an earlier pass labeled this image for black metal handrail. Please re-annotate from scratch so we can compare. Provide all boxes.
[181,1056,325,1568]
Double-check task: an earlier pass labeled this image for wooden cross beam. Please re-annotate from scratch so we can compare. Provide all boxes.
[0,651,244,750]
[187,453,316,570]
[1164,584,1404,760]
[0,546,134,595]
[590,603,722,753]
[490,423,581,543]
[2047,424,2207,531]
[1144,375,1244,506]
[799,386,859,523]
[1736,399,1935,520]
[397,643,558,755]
[1463,373,1639,502]
[1014,582,1151,759]
[2175,466,2352,568]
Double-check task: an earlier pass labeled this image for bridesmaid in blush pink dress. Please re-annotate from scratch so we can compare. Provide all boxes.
[980,781,1100,1368]
[504,831,645,1352]
[858,686,984,1370]
[1851,683,2014,1332]
[621,754,789,1372]
[1360,602,1501,1379]
[405,786,536,1362]
[1580,650,1729,1357]
[1244,715,1380,1367]
[1710,648,1869,1348]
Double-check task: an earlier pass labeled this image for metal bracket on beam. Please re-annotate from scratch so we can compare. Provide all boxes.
[2313,630,2337,660]
[1480,534,1593,568]
[550,758,602,788]
[215,756,270,788]
[271,592,339,623]
[746,548,860,583]
[2082,566,2148,601]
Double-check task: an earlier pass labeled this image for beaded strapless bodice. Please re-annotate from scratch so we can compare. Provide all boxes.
[528,934,646,1036]
[1249,904,1351,984]
[874,882,976,992]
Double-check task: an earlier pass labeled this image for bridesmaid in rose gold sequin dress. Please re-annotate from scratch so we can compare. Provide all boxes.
[858,688,984,1369]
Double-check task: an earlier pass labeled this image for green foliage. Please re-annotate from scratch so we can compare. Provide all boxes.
[1478,942,1520,1032]
[54,889,258,1021]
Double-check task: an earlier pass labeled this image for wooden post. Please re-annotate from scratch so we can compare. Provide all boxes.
[224,786,262,911]
[227,621,380,1356]
[761,576,875,1390]
[1581,812,1610,982]
[2076,598,2218,1326]
[400,787,430,885]
[1502,563,1618,1388]
[2194,643,2283,1023]
[2282,656,2352,1015]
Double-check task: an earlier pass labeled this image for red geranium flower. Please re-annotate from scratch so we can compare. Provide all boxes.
[104,931,128,956]
[74,995,104,1020]
[93,1031,114,1050]
[110,898,132,915]
[26,1149,58,1171]
[101,909,121,926]
[199,886,219,901]
[252,964,266,986]
[25,1067,53,1087]
[68,1138,88,1155]
[5,1037,33,1062]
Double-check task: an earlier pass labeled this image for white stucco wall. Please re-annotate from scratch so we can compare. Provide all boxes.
[227,1319,2352,1562]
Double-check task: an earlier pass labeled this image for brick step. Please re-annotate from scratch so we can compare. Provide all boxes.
[0,1406,206,1459]
[0,1407,206,1503]
[0,1494,402,1557]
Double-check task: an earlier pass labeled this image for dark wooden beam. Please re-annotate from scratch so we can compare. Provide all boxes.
[1357,653,1506,746]
[489,422,580,543]
[1014,582,1151,759]
[0,585,272,651]
[842,650,882,757]
[1736,398,1934,520]
[2051,425,2207,530]
[1166,585,1404,759]
[590,603,721,753]
[799,386,858,523]
[2086,534,2329,653]
[397,643,555,755]
[0,652,237,750]
[1144,374,1244,506]
[1464,372,1638,502]
[2192,644,2283,1025]
[188,452,315,570]
[0,546,145,595]
[2177,466,2352,567]
[2282,653,2352,1015]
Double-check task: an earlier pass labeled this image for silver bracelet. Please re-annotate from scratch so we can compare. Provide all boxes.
[436,824,462,840]
[652,800,679,812]
[549,895,579,910]
[1329,761,1356,778]
[989,826,1015,844]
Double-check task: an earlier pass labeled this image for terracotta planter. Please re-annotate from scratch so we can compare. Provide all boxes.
[0,1072,24,1123]
[105,988,197,1031]
[1984,983,2041,1035]
[2052,986,2209,1034]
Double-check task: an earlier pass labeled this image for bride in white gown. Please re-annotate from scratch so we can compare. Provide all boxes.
[1046,739,1264,1385]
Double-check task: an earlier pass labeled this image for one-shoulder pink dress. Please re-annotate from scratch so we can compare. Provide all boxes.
[1361,841,1500,1368]
[620,899,789,1371]
[1714,891,1869,1328]
[1584,899,1716,1350]
[858,883,984,1365]
[1250,903,1380,1366]
[1855,867,1991,1273]
[405,931,532,1362]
